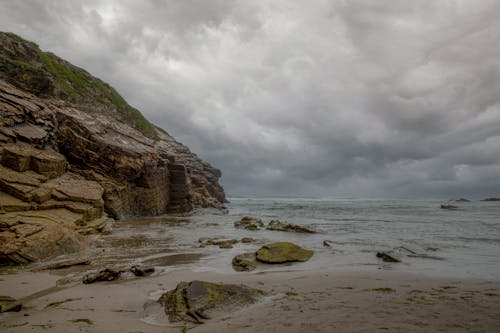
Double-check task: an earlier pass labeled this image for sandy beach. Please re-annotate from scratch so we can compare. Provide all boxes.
[1,267,500,333]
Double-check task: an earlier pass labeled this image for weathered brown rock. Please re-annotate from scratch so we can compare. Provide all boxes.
[255,242,314,264]
[83,268,122,284]
[481,197,500,201]
[0,296,22,312]
[0,32,226,217]
[0,166,111,264]
[323,240,333,247]
[440,203,458,210]
[0,209,84,265]
[0,32,227,266]
[30,258,91,271]
[198,237,238,249]
[158,280,265,323]
[2,143,66,178]
[240,237,255,243]
[234,216,264,230]
[267,219,317,233]
[130,265,155,276]
[376,252,401,263]
[232,252,259,272]
[0,192,34,212]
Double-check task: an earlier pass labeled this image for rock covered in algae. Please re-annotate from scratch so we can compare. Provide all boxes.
[198,237,238,249]
[232,252,259,272]
[266,219,317,233]
[234,216,264,230]
[158,280,265,323]
[255,242,314,264]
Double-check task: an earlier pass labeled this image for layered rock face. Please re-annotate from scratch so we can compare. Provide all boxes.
[0,32,226,264]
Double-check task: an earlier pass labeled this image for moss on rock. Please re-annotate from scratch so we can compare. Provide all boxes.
[256,242,314,264]
[159,280,265,323]
[0,31,158,140]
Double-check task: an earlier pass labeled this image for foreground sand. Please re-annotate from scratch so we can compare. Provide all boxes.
[1,267,499,333]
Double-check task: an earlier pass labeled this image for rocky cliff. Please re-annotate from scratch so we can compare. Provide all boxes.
[0,32,226,265]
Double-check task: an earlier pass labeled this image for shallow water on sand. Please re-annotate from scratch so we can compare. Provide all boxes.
[73,197,500,280]
[12,198,499,280]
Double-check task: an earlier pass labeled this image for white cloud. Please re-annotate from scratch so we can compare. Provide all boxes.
[1,0,499,198]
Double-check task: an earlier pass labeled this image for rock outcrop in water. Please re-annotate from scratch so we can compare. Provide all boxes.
[234,216,264,230]
[266,219,317,233]
[0,32,226,265]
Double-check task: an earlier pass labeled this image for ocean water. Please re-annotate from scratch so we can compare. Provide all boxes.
[92,198,500,280]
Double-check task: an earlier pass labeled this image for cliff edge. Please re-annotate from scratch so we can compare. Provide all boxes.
[0,32,226,265]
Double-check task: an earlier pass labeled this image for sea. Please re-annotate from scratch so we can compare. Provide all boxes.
[90,197,500,281]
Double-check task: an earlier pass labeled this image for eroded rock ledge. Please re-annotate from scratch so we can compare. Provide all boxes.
[0,34,226,265]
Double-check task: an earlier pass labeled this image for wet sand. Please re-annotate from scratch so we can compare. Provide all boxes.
[1,268,500,332]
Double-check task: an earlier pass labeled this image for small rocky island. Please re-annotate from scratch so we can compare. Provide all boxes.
[0,32,226,265]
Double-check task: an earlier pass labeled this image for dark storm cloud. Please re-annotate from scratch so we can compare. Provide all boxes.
[1,0,499,198]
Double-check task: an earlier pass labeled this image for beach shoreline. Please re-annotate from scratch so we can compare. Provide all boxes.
[1,267,499,332]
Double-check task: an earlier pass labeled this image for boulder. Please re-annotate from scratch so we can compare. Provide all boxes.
[440,203,458,209]
[255,242,314,264]
[234,217,264,231]
[323,240,333,247]
[232,252,259,272]
[130,265,155,277]
[83,268,122,284]
[158,280,265,323]
[198,237,238,248]
[376,252,401,263]
[240,237,255,243]
[481,197,500,202]
[0,296,22,312]
[266,220,316,233]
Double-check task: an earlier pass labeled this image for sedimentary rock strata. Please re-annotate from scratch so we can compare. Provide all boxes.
[0,32,226,265]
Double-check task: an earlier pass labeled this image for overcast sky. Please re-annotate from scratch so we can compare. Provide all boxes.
[1,0,500,199]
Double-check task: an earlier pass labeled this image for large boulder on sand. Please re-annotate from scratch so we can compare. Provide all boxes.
[158,280,265,323]
[234,216,264,230]
[255,242,314,264]
[266,219,316,233]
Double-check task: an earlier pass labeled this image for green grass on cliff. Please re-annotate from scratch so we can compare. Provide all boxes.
[0,32,159,140]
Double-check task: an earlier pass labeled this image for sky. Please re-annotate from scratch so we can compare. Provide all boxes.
[1,0,500,199]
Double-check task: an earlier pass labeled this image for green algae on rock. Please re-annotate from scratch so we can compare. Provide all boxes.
[256,242,314,264]
[159,280,265,323]
[266,219,317,233]
[232,252,259,272]
[234,216,264,230]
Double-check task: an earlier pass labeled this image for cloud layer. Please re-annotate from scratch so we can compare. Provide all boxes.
[2,0,500,198]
